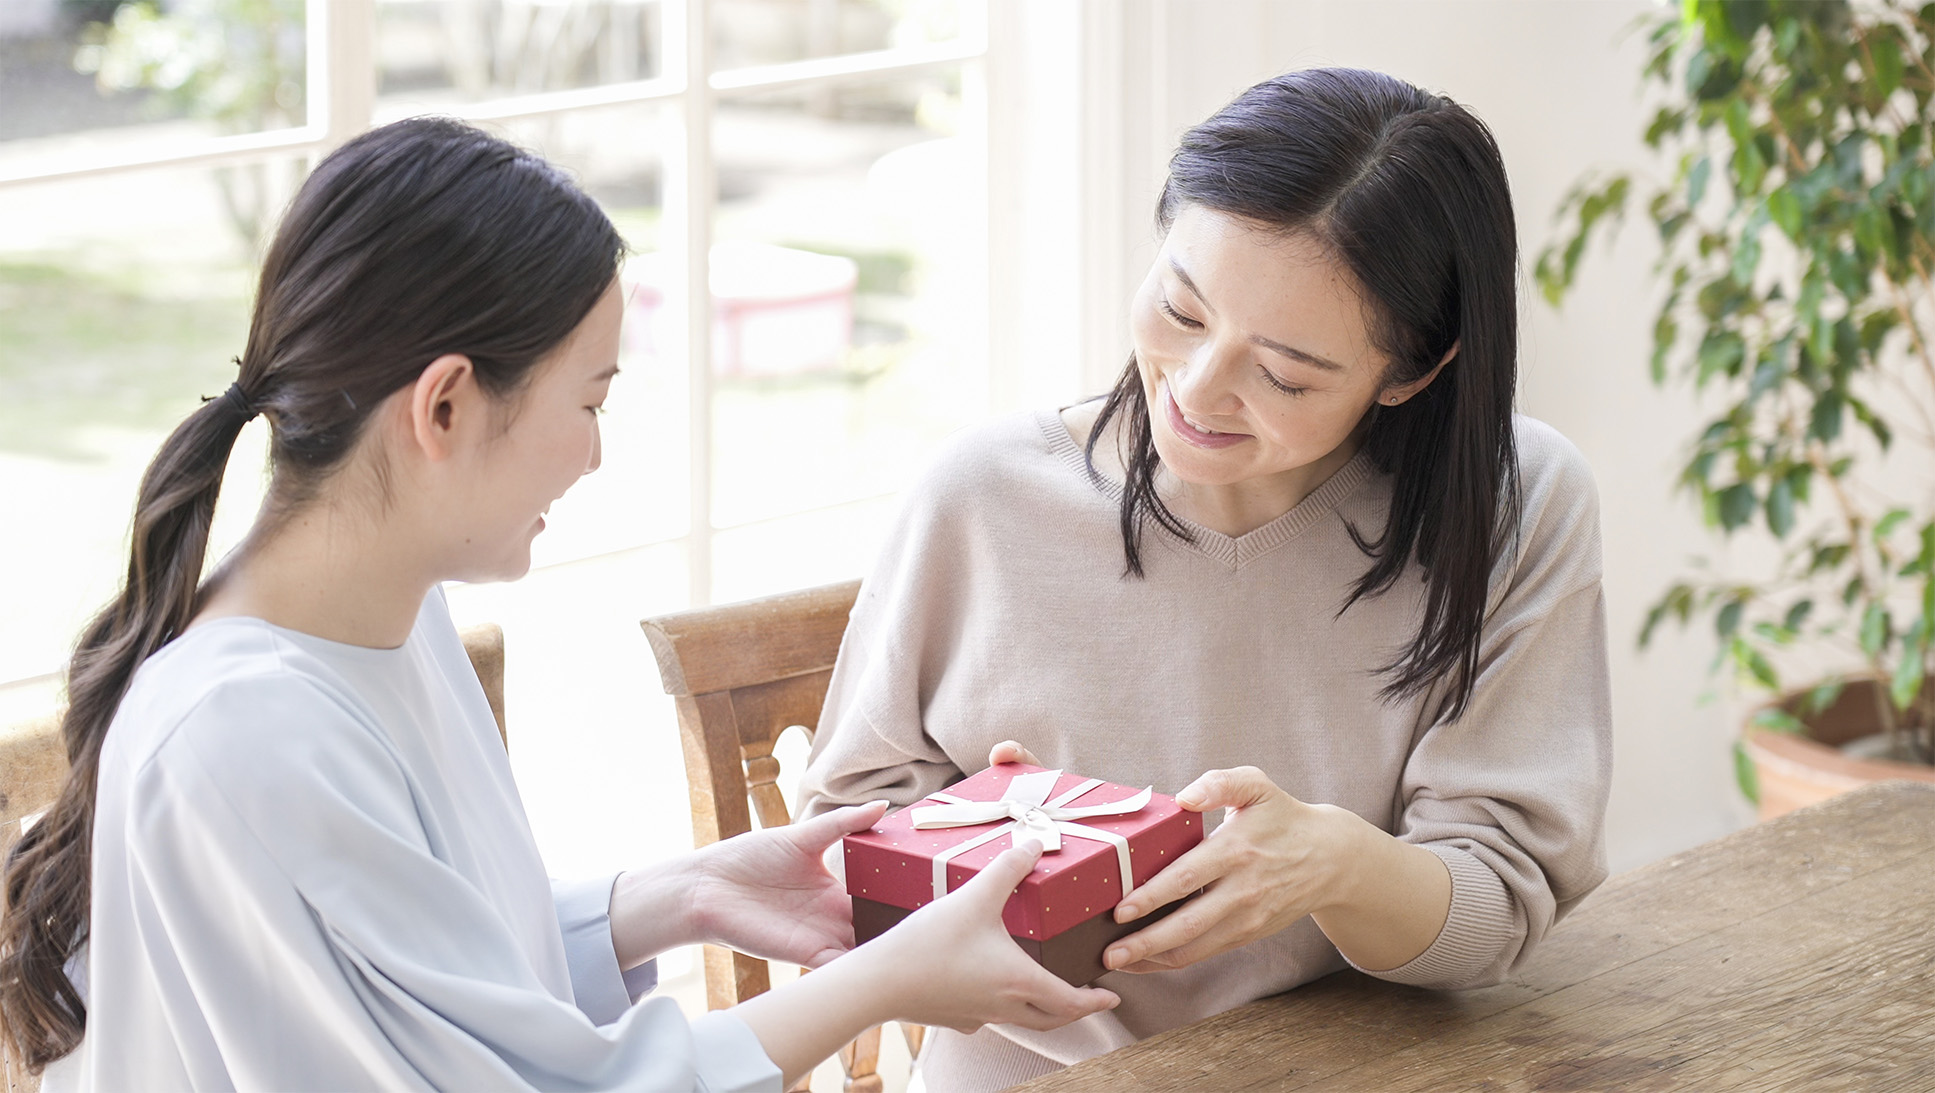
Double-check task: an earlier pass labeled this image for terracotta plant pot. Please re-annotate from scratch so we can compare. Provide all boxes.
[1742,676,1935,821]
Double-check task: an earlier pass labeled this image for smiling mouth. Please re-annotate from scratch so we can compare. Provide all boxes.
[1161,382,1249,449]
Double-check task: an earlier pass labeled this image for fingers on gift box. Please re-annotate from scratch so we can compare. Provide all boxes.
[843,763,1204,985]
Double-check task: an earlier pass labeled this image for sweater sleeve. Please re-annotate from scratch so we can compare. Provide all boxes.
[120,676,781,1092]
[798,452,977,820]
[1353,423,1615,990]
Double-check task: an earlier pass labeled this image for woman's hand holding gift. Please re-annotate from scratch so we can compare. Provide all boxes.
[1100,766,1355,973]
[865,840,1123,1034]
[984,757,1457,977]
[691,801,889,969]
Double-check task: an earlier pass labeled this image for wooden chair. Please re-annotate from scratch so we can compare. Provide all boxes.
[0,709,62,1093]
[0,624,507,1092]
[642,579,922,1093]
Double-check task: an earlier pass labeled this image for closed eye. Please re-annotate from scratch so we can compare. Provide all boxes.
[1257,366,1308,397]
[1159,297,1203,330]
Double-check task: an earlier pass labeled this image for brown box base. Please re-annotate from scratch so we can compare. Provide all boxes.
[852,895,1179,987]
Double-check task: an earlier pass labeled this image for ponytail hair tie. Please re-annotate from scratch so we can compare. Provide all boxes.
[213,382,258,423]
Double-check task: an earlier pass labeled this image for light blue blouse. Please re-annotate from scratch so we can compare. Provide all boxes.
[43,589,778,1091]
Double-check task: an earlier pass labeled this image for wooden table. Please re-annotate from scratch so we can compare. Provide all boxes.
[1014,780,1935,1092]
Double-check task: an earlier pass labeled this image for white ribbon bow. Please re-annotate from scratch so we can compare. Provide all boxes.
[909,769,1153,902]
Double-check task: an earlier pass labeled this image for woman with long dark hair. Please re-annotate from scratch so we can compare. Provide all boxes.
[799,68,1613,1089]
[0,117,1118,1090]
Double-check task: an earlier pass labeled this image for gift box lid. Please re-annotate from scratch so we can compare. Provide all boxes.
[842,763,1202,941]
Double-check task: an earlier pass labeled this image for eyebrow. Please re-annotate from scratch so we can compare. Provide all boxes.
[1167,257,1347,373]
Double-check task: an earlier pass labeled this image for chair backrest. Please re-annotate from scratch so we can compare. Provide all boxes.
[460,623,507,749]
[0,623,508,1092]
[0,711,62,1093]
[0,713,64,856]
[643,579,922,1092]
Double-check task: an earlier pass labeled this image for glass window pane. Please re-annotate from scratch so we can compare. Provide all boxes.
[464,104,683,566]
[377,0,663,111]
[0,1,307,162]
[714,0,963,71]
[0,156,291,685]
[704,69,985,567]
[433,106,688,883]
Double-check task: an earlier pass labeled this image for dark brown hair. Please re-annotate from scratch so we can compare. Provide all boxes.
[0,116,624,1070]
[1088,67,1521,720]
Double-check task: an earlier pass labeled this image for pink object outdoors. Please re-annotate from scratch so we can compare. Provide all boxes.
[625,241,858,376]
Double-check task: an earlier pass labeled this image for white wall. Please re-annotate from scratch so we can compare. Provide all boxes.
[1074,0,1755,871]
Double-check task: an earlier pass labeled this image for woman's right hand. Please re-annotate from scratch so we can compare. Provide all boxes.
[736,830,1118,1085]
[866,841,1121,1034]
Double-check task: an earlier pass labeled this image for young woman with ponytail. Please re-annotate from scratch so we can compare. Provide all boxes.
[797,68,1615,1090]
[0,117,1118,1091]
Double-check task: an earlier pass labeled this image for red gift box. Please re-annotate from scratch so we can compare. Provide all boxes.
[843,763,1203,984]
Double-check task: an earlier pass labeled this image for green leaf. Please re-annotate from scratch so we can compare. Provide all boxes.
[1775,16,1800,58]
[1723,98,1754,150]
[1733,739,1761,805]
[1651,315,1678,384]
[1860,603,1892,658]
[1871,29,1905,99]
[1848,395,1892,450]
[1739,644,1780,690]
[1786,462,1812,504]
[1767,185,1803,238]
[1730,222,1762,285]
[1854,205,1887,258]
[1645,107,1686,147]
[1808,540,1849,575]
[1802,677,1844,717]
[1734,138,1767,196]
[1783,599,1814,632]
[1716,598,1744,638]
[1797,271,1824,322]
[1751,706,1807,734]
[1686,47,1714,100]
[1746,355,1783,401]
[1688,155,1712,207]
[1718,483,1757,530]
[1697,330,1746,386]
[1875,508,1912,543]
[1809,389,1845,442]
[1892,619,1927,711]
[1766,476,1795,537]
[1640,582,1697,648]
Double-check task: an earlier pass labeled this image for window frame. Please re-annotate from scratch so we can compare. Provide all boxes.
[0,0,995,613]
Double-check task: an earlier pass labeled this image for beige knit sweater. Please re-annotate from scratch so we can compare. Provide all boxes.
[799,408,1612,1082]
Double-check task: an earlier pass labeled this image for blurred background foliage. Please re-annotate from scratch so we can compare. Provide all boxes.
[75,0,306,244]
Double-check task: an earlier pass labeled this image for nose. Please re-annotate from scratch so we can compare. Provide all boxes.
[585,418,603,475]
[1168,339,1243,416]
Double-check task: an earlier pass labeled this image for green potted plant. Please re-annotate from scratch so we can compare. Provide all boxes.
[1537,0,1935,816]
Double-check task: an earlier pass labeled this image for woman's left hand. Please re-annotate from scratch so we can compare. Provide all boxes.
[690,801,889,969]
[1103,766,1352,974]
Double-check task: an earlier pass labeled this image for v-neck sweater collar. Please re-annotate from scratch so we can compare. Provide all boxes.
[1035,408,1377,570]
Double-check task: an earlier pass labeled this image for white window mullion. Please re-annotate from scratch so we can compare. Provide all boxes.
[958,0,994,415]
[317,0,377,153]
[663,0,717,608]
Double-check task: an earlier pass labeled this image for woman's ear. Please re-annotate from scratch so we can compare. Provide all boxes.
[407,354,480,462]
[1378,341,1459,407]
